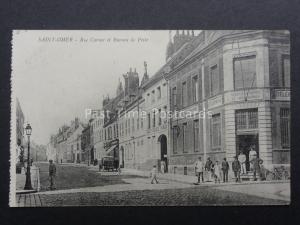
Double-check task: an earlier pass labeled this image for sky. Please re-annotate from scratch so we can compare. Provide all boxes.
[12,30,200,145]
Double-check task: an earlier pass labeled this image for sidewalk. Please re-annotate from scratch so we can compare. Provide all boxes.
[122,168,290,188]
[16,165,40,194]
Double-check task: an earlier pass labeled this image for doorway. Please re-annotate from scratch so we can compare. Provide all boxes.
[236,134,259,171]
[120,146,125,168]
[158,134,168,173]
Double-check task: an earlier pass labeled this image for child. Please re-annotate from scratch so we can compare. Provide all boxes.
[150,165,159,184]
[213,161,221,184]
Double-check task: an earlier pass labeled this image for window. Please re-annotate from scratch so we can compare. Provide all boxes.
[211,114,221,149]
[280,108,290,148]
[193,120,199,152]
[192,76,199,103]
[147,113,151,129]
[282,55,290,87]
[173,126,178,153]
[158,108,162,125]
[151,90,155,103]
[128,119,130,134]
[235,108,258,130]
[210,65,219,96]
[182,123,187,152]
[234,55,256,90]
[172,87,177,109]
[153,111,156,127]
[157,86,161,99]
[132,117,135,132]
[182,82,187,107]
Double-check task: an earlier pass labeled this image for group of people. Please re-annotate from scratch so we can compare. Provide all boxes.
[195,157,231,184]
[194,147,264,184]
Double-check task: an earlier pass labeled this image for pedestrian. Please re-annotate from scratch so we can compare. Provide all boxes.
[221,158,229,183]
[238,150,246,174]
[213,161,221,184]
[250,156,263,181]
[259,160,266,180]
[249,146,257,171]
[205,157,213,182]
[161,160,165,174]
[48,159,56,190]
[150,165,159,184]
[232,156,241,182]
[194,157,204,184]
[117,164,121,175]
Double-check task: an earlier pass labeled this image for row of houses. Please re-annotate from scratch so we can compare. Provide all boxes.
[48,30,290,176]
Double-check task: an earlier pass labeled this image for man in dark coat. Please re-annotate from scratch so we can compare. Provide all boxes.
[232,156,241,182]
[250,157,263,181]
[205,157,213,182]
[221,158,229,183]
[49,160,57,190]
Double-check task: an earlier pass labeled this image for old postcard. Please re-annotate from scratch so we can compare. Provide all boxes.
[10,30,290,206]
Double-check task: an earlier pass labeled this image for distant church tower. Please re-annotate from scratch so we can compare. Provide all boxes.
[116,78,124,96]
[123,68,139,96]
[141,61,149,86]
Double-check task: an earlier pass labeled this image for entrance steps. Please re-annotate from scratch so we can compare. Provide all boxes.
[240,172,254,181]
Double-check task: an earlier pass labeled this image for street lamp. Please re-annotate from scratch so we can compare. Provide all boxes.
[24,123,33,190]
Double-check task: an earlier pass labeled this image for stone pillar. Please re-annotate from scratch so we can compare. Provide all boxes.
[258,102,273,168]
[201,59,207,160]
[224,106,236,162]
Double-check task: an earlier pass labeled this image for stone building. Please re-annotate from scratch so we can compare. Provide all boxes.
[16,98,25,162]
[66,118,85,163]
[81,119,93,164]
[117,68,147,169]
[141,63,169,172]
[166,30,290,175]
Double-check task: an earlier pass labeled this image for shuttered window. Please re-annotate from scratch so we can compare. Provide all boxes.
[172,87,177,109]
[280,108,290,148]
[158,108,162,125]
[192,76,199,103]
[210,65,219,96]
[211,114,221,150]
[282,55,290,87]
[194,120,199,152]
[234,55,256,90]
[173,126,178,154]
[235,108,258,130]
[183,123,188,152]
[147,113,151,129]
[182,82,187,107]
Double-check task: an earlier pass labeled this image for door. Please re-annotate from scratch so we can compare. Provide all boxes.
[159,135,168,173]
[236,134,259,172]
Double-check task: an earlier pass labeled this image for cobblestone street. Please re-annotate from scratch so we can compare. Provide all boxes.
[38,185,288,206]
[15,163,289,206]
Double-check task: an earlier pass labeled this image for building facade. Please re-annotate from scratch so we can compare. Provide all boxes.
[166,30,290,175]
[16,98,25,163]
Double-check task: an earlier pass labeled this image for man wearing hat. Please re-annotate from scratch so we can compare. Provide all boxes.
[49,159,57,190]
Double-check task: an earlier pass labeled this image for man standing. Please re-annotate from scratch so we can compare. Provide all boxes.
[49,160,56,190]
[238,150,246,174]
[232,156,241,182]
[205,157,213,182]
[195,157,204,184]
[249,146,257,171]
[251,156,263,181]
[221,158,229,183]
[150,165,159,184]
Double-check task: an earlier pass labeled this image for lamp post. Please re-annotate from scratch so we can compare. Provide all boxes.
[24,123,33,190]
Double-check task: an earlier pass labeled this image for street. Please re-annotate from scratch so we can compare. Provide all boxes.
[16,163,290,206]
